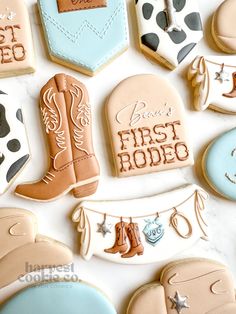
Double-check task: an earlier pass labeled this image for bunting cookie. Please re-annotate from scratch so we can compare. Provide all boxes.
[127,258,236,314]
[135,0,203,69]
[188,56,236,114]
[0,0,35,77]
[38,0,128,76]
[106,74,194,178]
[72,184,208,265]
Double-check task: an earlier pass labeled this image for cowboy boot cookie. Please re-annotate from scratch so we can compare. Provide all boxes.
[104,221,128,254]
[15,74,99,201]
[122,222,144,258]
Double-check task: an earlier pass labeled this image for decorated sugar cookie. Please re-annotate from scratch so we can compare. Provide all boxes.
[0,91,30,195]
[188,56,236,113]
[127,258,236,314]
[212,0,236,54]
[135,0,203,69]
[0,208,72,288]
[38,0,128,76]
[15,73,100,201]
[72,184,208,265]
[202,128,236,201]
[106,74,194,178]
[0,0,35,78]
[0,281,116,314]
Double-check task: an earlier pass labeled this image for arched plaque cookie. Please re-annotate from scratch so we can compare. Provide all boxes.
[212,0,236,54]
[0,0,35,78]
[106,74,194,178]
[0,281,116,314]
[127,258,236,314]
[135,0,203,69]
[72,184,208,265]
[0,91,30,194]
[188,56,236,113]
[202,128,236,201]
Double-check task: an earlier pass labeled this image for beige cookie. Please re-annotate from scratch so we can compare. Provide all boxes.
[0,0,35,77]
[127,258,236,314]
[0,208,73,288]
[212,0,236,54]
[105,74,194,178]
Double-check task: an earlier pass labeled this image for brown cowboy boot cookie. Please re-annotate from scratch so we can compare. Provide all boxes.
[15,74,100,201]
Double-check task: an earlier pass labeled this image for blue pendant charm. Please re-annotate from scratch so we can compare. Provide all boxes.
[143,218,164,246]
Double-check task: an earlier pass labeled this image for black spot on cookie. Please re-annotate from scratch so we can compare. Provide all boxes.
[0,90,7,95]
[7,139,21,152]
[0,154,4,165]
[142,3,154,20]
[0,104,10,138]
[185,12,202,31]
[16,109,24,123]
[177,43,196,63]
[141,33,159,51]
[173,0,186,12]
[6,154,29,183]
[156,11,168,30]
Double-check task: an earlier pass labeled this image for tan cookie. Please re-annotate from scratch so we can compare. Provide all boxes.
[212,0,236,54]
[0,0,35,77]
[0,208,72,289]
[15,73,100,202]
[105,74,194,178]
[127,258,236,314]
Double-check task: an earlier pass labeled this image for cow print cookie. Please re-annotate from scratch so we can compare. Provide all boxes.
[105,74,194,178]
[0,0,35,78]
[135,0,203,70]
[0,91,30,195]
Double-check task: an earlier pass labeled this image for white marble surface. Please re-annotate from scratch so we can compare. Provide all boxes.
[1,0,236,313]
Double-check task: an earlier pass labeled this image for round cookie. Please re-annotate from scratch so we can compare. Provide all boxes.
[127,258,236,314]
[0,281,116,314]
[212,0,236,54]
[105,74,194,178]
[202,128,236,201]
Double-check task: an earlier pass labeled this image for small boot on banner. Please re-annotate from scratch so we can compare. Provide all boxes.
[223,72,236,98]
[121,222,144,258]
[15,74,100,201]
[104,220,128,254]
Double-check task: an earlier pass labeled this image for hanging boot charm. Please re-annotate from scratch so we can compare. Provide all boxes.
[15,74,100,201]
[104,219,129,254]
[165,0,182,32]
[122,220,144,258]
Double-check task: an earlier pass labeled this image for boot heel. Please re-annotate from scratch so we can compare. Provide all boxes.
[73,181,98,198]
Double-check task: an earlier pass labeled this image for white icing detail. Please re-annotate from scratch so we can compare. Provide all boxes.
[165,0,182,32]
[9,223,26,236]
[0,8,16,21]
[115,101,174,127]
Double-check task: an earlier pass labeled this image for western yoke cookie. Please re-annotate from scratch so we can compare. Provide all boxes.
[105,74,194,178]
[0,0,35,78]
[212,0,236,54]
[0,281,116,314]
[15,73,100,202]
[135,0,203,70]
[127,258,236,314]
[0,91,30,195]
[202,128,236,201]
[188,56,236,114]
[73,184,208,264]
[38,0,128,76]
[0,208,72,289]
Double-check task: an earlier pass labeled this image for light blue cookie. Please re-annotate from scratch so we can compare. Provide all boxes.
[38,0,129,76]
[0,281,116,314]
[203,128,236,201]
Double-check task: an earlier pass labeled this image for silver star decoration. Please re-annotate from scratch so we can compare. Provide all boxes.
[97,221,112,237]
[169,291,189,314]
[215,64,229,83]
